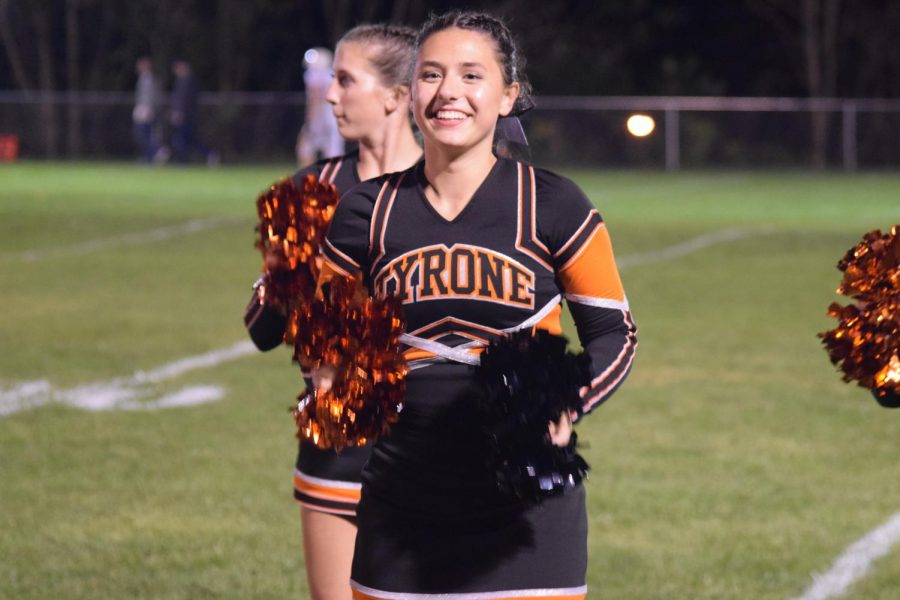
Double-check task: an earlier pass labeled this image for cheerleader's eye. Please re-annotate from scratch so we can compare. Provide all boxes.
[421,70,441,82]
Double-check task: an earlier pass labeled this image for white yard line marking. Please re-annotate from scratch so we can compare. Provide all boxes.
[138,385,224,410]
[8,216,244,262]
[1,226,768,417]
[70,384,226,412]
[0,341,256,416]
[617,226,774,270]
[793,511,900,600]
[0,380,53,416]
[127,341,258,384]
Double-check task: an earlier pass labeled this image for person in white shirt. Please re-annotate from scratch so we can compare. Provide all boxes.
[296,47,345,167]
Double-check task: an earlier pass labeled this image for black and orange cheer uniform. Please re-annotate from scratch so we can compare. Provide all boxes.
[320,157,637,599]
[244,151,372,517]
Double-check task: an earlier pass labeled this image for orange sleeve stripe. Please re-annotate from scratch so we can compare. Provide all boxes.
[557,225,625,301]
[587,310,637,388]
[582,313,637,412]
[583,345,635,412]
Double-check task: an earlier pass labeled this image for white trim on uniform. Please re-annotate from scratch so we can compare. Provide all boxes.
[399,295,563,366]
[350,580,588,599]
[565,293,630,312]
[293,469,362,491]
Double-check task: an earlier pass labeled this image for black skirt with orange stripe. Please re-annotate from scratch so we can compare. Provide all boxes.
[244,151,370,516]
[293,441,371,516]
[348,363,588,598]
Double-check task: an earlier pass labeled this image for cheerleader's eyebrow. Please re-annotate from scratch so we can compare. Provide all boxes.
[419,60,486,70]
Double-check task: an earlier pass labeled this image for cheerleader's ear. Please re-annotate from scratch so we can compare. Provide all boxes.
[385,84,410,114]
[499,81,520,117]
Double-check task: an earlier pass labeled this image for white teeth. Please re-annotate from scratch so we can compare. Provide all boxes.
[436,110,466,120]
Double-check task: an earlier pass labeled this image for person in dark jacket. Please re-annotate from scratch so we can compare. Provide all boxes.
[169,60,218,165]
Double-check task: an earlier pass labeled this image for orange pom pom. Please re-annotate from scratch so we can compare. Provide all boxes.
[254,175,340,337]
[290,277,407,451]
[820,225,900,397]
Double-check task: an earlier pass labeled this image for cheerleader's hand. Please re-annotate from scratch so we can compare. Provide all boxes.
[312,365,336,392]
[548,410,576,447]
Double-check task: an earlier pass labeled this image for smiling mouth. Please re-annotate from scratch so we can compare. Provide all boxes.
[432,109,468,121]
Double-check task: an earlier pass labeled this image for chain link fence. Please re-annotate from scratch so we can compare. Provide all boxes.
[1,91,899,169]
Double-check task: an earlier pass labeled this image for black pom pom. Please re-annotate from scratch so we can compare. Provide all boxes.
[873,389,900,409]
[475,329,592,502]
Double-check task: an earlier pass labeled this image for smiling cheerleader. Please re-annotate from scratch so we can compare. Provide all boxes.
[312,11,637,599]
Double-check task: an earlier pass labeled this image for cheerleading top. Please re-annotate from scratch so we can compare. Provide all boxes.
[242,151,370,517]
[320,157,637,515]
[243,151,360,351]
[322,157,636,412]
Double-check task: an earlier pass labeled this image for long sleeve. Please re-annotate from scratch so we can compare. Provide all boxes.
[536,170,637,415]
[243,163,330,351]
[244,287,288,351]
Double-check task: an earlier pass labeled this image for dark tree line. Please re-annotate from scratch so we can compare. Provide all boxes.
[3,0,899,96]
[1,0,898,160]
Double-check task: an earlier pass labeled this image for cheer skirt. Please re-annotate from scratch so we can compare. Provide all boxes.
[349,363,588,597]
[293,436,372,516]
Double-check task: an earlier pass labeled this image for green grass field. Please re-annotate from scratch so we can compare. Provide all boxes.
[1,162,899,599]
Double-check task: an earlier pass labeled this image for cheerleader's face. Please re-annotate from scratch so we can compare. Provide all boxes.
[327,41,395,142]
[413,27,519,155]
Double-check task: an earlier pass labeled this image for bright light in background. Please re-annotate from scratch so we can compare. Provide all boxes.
[626,114,656,137]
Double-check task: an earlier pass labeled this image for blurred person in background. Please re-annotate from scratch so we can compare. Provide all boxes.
[244,24,421,600]
[132,57,166,163]
[296,47,344,167]
[170,60,218,166]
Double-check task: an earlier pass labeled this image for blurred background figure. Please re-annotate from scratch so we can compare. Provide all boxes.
[295,47,343,167]
[170,60,219,166]
[132,57,166,164]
